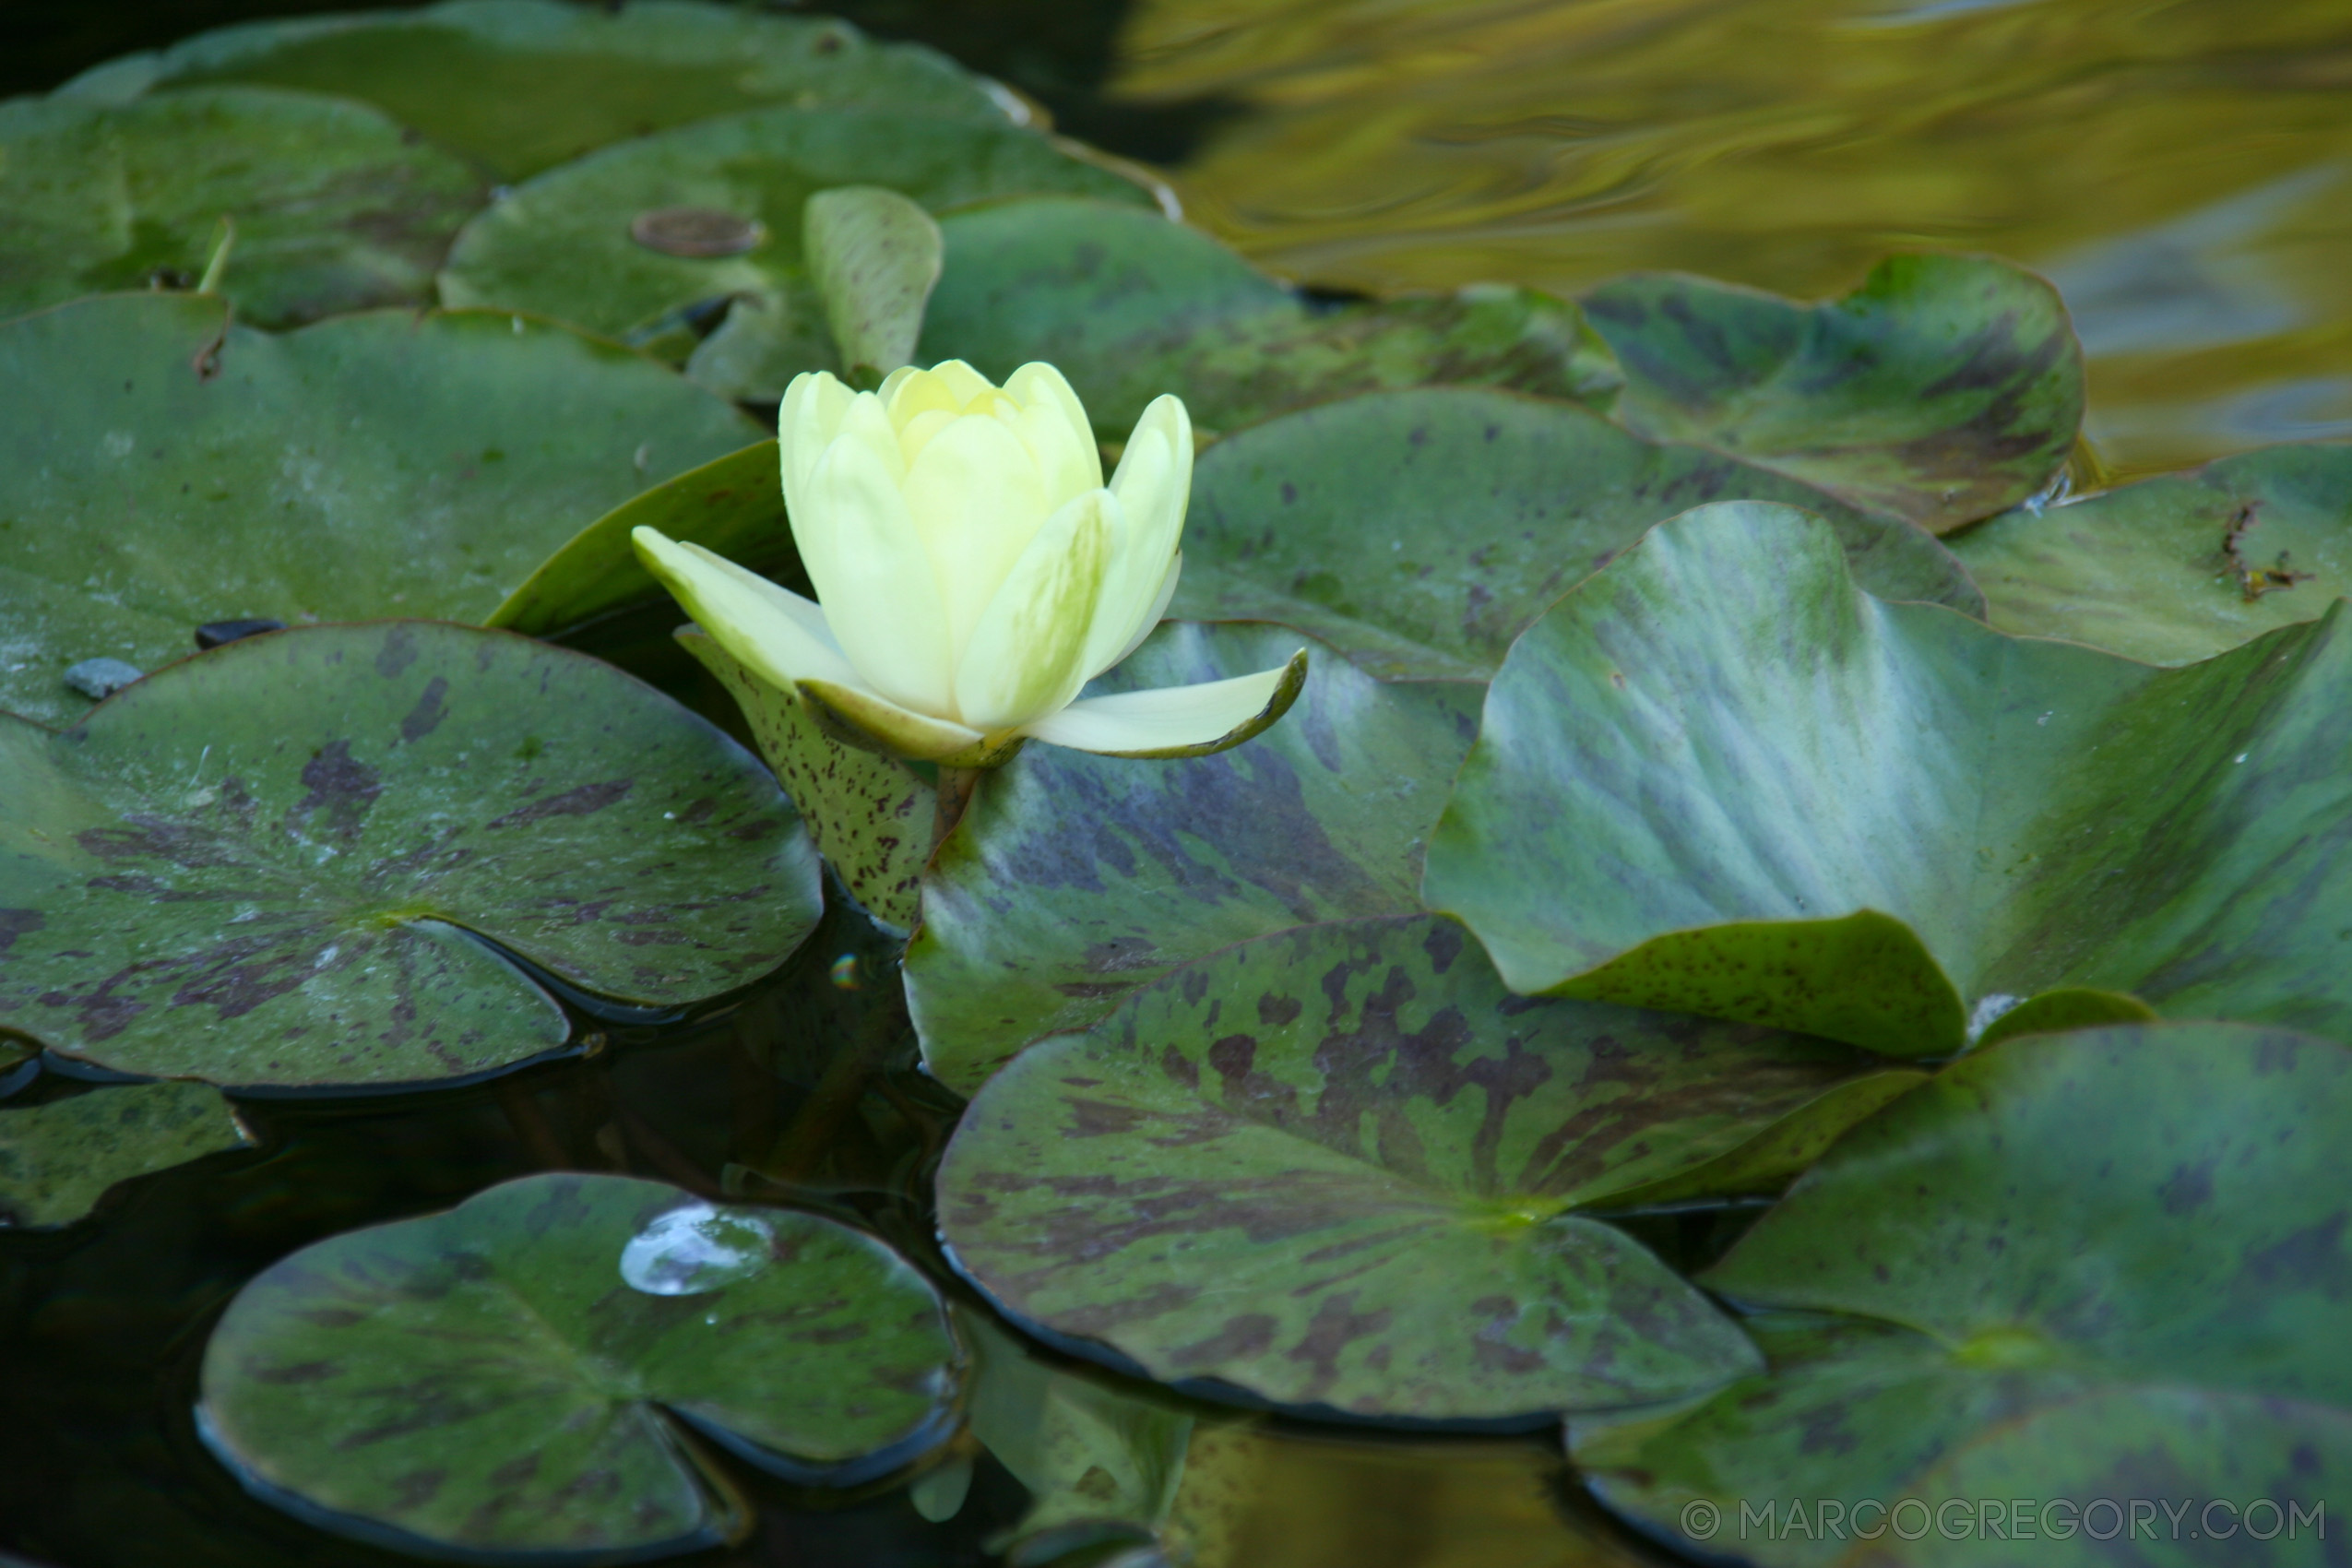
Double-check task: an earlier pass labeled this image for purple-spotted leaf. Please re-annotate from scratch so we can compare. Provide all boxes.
[936,915,1931,1424]
[200,1173,961,1561]
[0,622,820,1089]
[906,622,1481,1096]
[0,1082,251,1229]
[1573,1024,2352,1567]
[1584,255,2084,534]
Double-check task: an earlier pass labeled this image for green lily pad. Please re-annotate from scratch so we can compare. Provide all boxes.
[920,196,1619,440]
[1571,1024,2352,1567]
[679,630,929,934]
[804,186,944,386]
[904,622,1480,1096]
[0,87,483,330]
[436,109,1151,403]
[1948,442,2352,665]
[0,621,820,1089]
[1424,500,2352,1058]
[0,1082,250,1228]
[62,0,1012,183]
[1173,386,1984,682]
[1583,255,2084,535]
[934,914,1870,1423]
[490,440,788,639]
[200,1171,961,1560]
[0,291,757,729]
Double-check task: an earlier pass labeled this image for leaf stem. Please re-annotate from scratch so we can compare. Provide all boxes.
[932,764,982,852]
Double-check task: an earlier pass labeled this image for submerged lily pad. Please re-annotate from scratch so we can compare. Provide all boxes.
[1173,387,1984,681]
[905,622,1481,1095]
[0,291,756,728]
[1948,442,2352,664]
[1573,1024,2352,1567]
[920,197,1619,439]
[0,621,820,1088]
[64,0,1012,183]
[1584,255,2084,534]
[437,109,1151,403]
[0,1082,250,1227]
[936,915,1873,1423]
[0,87,483,329]
[1424,501,2352,1057]
[201,1172,960,1560]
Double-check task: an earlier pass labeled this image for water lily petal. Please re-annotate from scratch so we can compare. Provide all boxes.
[928,358,999,408]
[1099,552,1182,675]
[954,489,1113,731]
[800,677,985,763]
[1087,395,1192,672]
[1018,648,1308,758]
[779,370,856,521]
[790,393,904,654]
[1009,392,1099,510]
[804,434,956,717]
[902,411,1051,659]
[631,526,860,689]
[1005,362,1101,491]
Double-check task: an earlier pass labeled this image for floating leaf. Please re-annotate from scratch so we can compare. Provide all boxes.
[0,1082,250,1228]
[0,622,820,1089]
[679,630,931,933]
[0,292,757,729]
[1173,388,1984,682]
[0,87,482,329]
[64,0,1012,182]
[1573,1024,2352,1567]
[804,186,944,386]
[905,622,1480,1095]
[200,1172,961,1560]
[491,440,787,639]
[437,109,1151,403]
[1425,501,2352,1057]
[938,915,1837,1423]
[921,196,1618,438]
[1948,442,2352,664]
[1584,255,2084,534]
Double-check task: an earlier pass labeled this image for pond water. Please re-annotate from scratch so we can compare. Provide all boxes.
[4,2,2348,1566]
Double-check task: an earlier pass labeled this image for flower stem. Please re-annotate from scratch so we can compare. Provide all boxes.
[932,765,982,852]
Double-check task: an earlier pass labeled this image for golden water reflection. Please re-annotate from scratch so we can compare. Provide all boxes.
[1111,0,2352,477]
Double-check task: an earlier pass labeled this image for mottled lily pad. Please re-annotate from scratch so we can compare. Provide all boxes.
[0,1082,250,1227]
[0,87,483,329]
[200,1172,961,1560]
[1949,442,2352,664]
[1173,386,1984,682]
[1425,501,2352,1057]
[1584,255,2084,534]
[490,440,788,639]
[0,291,757,729]
[0,621,820,1088]
[680,631,929,934]
[1572,1025,2352,1567]
[921,196,1619,439]
[937,915,1859,1423]
[437,109,1150,403]
[63,0,1012,182]
[905,622,1481,1095]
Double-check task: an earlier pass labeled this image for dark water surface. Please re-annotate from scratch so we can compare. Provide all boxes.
[6,1,2349,1564]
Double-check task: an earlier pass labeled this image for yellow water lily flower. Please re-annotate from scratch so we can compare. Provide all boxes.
[634,360,1303,766]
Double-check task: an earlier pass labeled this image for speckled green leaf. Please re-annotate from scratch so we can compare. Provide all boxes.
[0,1082,250,1228]
[1424,501,2352,1057]
[64,0,1011,183]
[436,111,1149,404]
[679,629,929,933]
[0,291,756,729]
[1173,388,1984,682]
[0,87,482,329]
[1572,1025,2352,1567]
[1949,442,2352,665]
[491,441,789,639]
[1584,255,2084,534]
[905,622,1480,1096]
[937,915,1832,1423]
[920,197,1618,440]
[805,187,943,386]
[200,1172,960,1560]
[0,622,820,1088]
